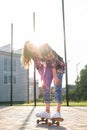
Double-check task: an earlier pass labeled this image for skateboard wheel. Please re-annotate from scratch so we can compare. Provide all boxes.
[47,122,51,126]
[56,122,59,126]
[45,119,48,124]
[37,119,39,124]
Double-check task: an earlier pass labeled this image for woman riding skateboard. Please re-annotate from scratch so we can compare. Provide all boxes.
[21,40,65,118]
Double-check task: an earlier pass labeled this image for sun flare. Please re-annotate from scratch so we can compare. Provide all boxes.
[30,32,48,47]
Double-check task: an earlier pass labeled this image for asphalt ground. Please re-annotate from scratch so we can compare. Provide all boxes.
[0,106,87,130]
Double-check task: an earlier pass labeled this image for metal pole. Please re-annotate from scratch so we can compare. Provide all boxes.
[76,62,80,82]
[10,23,13,106]
[33,12,36,106]
[62,0,69,106]
[27,68,29,104]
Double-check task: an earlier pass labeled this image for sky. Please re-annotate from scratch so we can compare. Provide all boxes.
[0,0,87,87]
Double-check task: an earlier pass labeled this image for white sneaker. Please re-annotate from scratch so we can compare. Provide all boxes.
[51,112,61,118]
[36,111,50,118]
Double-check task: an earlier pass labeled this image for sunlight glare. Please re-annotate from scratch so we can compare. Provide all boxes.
[30,31,48,46]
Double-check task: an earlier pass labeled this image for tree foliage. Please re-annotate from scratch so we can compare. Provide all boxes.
[65,65,87,102]
[75,64,87,101]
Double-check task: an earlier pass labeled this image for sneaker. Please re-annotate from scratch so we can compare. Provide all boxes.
[51,112,61,118]
[36,111,50,118]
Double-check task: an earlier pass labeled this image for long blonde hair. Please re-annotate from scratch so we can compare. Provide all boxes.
[21,41,33,69]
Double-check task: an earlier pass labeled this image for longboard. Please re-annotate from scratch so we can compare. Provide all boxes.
[36,116,64,126]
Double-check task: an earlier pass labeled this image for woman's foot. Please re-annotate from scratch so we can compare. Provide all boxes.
[36,111,50,118]
[51,112,61,118]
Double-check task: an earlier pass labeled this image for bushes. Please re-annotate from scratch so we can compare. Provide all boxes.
[63,88,87,102]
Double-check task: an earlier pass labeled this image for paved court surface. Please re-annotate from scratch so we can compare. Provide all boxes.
[0,106,87,130]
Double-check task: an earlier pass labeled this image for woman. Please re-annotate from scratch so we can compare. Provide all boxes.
[21,40,65,118]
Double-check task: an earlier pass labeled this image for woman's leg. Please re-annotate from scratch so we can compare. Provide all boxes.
[53,72,63,117]
[56,102,61,113]
[43,67,53,113]
[36,67,53,118]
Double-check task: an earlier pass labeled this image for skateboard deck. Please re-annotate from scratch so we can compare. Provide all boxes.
[36,116,64,126]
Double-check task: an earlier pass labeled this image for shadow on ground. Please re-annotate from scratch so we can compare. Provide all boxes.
[36,124,66,130]
[19,106,35,130]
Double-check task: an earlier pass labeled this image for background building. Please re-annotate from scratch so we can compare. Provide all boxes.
[0,44,39,103]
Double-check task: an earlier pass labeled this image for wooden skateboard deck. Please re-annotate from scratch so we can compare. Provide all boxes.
[36,116,64,126]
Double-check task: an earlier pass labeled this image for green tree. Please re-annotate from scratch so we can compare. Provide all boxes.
[75,64,87,101]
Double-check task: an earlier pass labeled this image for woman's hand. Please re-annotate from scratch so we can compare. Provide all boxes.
[53,76,60,85]
[52,68,60,85]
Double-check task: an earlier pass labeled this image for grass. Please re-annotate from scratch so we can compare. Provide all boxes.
[28,101,87,106]
[68,101,87,106]
[0,101,87,106]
